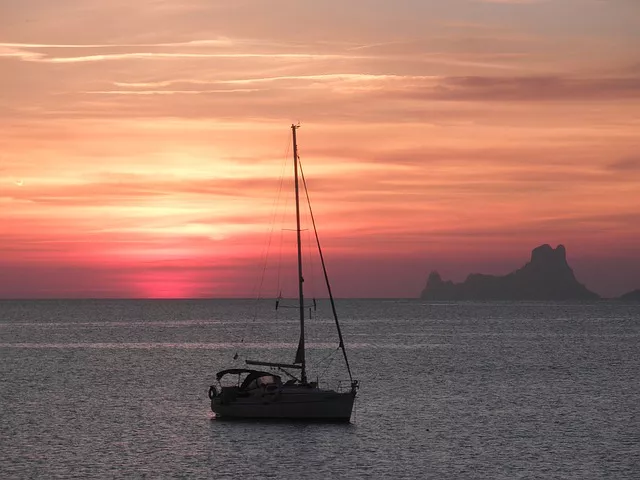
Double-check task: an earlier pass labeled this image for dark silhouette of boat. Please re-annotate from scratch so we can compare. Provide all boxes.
[208,125,358,422]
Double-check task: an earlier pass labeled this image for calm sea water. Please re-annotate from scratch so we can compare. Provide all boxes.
[1,299,639,479]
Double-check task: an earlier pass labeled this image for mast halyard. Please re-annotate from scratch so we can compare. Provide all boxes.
[299,164,354,385]
[211,126,358,423]
[292,124,307,384]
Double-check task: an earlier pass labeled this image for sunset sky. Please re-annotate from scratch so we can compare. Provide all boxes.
[1,0,639,298]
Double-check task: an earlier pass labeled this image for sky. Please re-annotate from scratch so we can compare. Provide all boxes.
[1,0,639,298]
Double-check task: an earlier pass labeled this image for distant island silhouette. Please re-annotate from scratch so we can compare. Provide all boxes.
[421,244,600,301]
[618,289,640,301]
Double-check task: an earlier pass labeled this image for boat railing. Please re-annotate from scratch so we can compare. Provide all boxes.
[333,379,359,393]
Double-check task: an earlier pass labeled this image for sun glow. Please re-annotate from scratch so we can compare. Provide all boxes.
[131,272,201,299]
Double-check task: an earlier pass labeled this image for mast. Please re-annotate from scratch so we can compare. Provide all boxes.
[292,124,307,383]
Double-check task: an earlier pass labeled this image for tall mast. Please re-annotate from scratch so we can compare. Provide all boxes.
[292,124,307,383]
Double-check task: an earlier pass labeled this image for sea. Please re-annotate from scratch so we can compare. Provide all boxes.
[1,299,638,479]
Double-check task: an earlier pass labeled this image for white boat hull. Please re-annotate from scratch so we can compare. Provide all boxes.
[212,386,356,422]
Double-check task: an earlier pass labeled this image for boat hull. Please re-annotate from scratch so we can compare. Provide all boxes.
[211,387,356,422]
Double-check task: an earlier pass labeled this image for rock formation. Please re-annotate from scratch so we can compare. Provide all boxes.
[618,289,640,301]
[421,244,599,300]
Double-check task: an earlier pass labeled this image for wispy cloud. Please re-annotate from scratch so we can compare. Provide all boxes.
[0,46,43,61]
[102,74,640,102]
[218,73,433,84]
[86,89,260,95]
[112,74,422,90]
[0,37,366,64]
[473,0,548,4]
[381,75,640,102]
[0,39,526,70]
[43,51,358,63]
[0,39,236,49]
[88,74,437,98]
[606,156,640,172]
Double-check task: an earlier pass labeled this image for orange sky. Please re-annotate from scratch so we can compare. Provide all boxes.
[1,0,639,298]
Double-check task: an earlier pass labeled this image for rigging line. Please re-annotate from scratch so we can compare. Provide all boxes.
[296,152,316,310]
[298,156,354,383]
[275,145,293,301]
[276,206,285,301]
[274,137,293,343]
[250,133,290,305]
[239,132,290,356]
[305,196,317,307]
[315,346,340,380]
[300,168,317,313]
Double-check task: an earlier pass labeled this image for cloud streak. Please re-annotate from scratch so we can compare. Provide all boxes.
[90,74,640,104]
[0,37,368,64]
[0,39,237,49]
[607,156,640,172]
[474,0,547,4]
[374,75,640,102]
[37,51,359,63]
[86,89,260,95]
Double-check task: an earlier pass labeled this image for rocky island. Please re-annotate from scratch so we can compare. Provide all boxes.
[421,244,599,301]
[618,289,640,301]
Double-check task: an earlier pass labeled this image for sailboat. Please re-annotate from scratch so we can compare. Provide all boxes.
[208,125,358,422]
